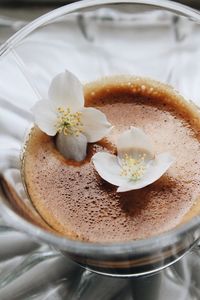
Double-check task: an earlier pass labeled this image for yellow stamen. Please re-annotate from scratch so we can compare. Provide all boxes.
[120,153,146,181]
[55,106,83,136]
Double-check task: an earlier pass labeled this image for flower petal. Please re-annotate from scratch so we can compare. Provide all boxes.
[117,152,174,192]
[81,107,112,143]
[56,132,87,161]
[31,100,57,136]
[48,70,84,112]
[92,152,128,186]
[117,127,154,161]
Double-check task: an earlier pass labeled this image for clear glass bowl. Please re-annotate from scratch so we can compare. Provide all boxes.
[1,0,200,277]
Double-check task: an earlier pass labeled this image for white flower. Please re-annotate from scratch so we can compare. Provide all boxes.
[31,70,112,161]
[92,127,174,192]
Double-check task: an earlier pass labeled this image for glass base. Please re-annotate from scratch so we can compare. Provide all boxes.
[0,226,200,300]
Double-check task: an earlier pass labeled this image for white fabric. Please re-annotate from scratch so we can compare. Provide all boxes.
[0,6,200,299]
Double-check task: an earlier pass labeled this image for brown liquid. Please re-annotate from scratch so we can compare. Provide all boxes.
[24,76,200,243]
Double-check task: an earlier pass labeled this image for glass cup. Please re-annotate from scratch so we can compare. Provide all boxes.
[0,0,200,277]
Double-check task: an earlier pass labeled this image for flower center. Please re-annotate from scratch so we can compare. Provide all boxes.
[120,153,146,181]
[56,107,83,136]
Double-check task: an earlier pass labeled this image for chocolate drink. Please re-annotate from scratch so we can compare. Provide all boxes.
[23,76,200,243]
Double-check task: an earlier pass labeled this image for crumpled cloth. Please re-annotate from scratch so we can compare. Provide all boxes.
[0,6,200,299]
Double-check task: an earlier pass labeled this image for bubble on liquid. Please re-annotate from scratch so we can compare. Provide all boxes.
[24,75,200,242]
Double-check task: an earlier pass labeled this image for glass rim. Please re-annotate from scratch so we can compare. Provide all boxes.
[1,0,200,257]
[1,0,200,57]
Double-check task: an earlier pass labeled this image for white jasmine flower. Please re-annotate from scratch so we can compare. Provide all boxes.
[31,70,112,161]
[92,127,174,192]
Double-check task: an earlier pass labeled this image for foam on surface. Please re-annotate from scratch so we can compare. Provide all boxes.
[24,76,200,242]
